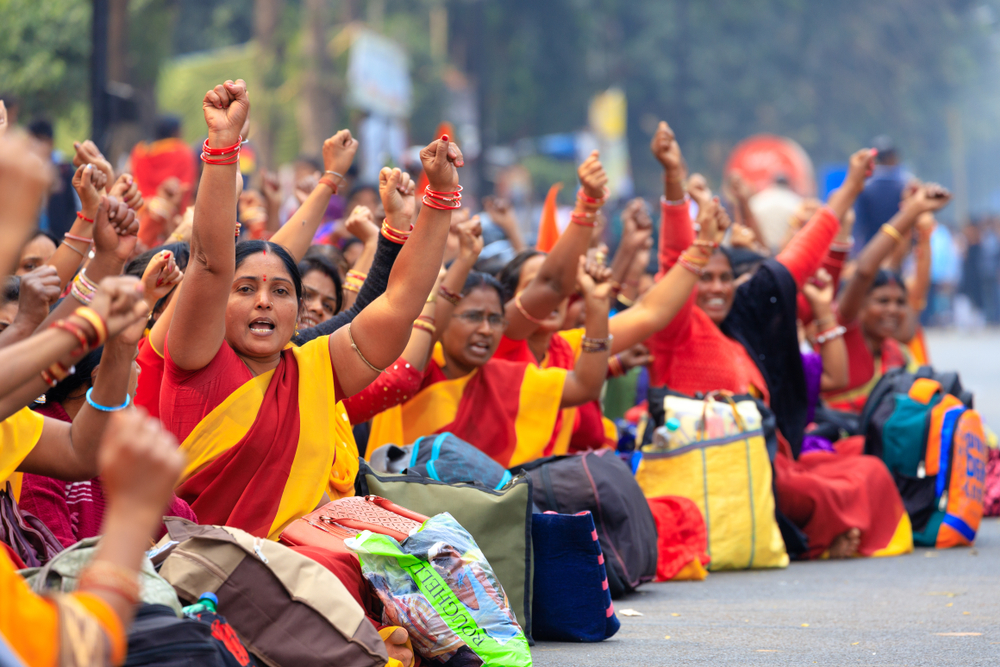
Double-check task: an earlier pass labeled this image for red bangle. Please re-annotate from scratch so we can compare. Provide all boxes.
[51,319,91,355]
[421,195,461,211]
[201,135,243,156]
[318,177,339,193]
[425,185,463,199]
[381,220,412,244]
[438,285,461,306]
[577,187,610,207]
[76,211,94,224]
[201,151,240,166]
[571,212,597,228]
[513,292,545,324]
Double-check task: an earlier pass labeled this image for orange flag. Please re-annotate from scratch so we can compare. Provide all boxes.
[417,121,456,197]
[535,183,563,252]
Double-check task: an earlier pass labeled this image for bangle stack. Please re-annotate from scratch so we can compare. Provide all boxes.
[571,186,610,228]
[200,135,242,166]
[40,307,106,387]
[608,354,625,378]
[880,223,904,244]
[677,241,714,277]
[581,335,613,354]
[661,194,690,208]
[380,220,413,245]
[423,185,463,211]
[70,270,99,305]
[816,325,847,345]
[78,561,140,605]
[513,292,545,324]
[343,270,367,294]
[438,285,461,306]
[413,314,436,336]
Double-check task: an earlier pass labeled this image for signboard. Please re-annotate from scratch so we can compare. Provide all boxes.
[347,29,412,118]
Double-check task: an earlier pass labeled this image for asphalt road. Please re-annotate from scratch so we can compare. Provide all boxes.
[531,329,1000,667]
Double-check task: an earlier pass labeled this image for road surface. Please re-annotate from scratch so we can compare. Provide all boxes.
[531,329,1000,666]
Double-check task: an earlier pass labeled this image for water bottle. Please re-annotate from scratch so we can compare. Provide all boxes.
[651,417,681,452]
[182,592,218,617]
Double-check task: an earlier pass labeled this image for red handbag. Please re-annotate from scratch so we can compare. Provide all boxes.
[279,495,429,553]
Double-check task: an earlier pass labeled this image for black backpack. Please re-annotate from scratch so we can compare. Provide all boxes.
[511,450,658,598]
[124,604,258,667]
[859,365,973,460]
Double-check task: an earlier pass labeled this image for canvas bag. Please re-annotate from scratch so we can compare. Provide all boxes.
[634,391,788,570]
[20,536,181,613]
[152,518,387,667]
[530,511,619,642]
[512,450,658,598]
[355,460,534,641]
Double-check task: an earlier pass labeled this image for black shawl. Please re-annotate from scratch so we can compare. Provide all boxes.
[720,258,807,458]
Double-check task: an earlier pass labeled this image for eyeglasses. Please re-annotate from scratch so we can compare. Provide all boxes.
[454,310,507,329]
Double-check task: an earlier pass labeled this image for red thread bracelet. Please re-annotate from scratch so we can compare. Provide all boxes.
[76,212,94,224]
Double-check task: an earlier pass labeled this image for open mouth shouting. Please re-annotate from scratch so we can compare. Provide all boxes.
[249,317,276,337]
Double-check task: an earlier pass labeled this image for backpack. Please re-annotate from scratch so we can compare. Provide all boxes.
[151,519,388,667]
[511,450,658,598]
[124,604,232,667]
[860,369,988,548]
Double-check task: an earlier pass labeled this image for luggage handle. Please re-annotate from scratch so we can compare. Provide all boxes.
[696,391,748,441]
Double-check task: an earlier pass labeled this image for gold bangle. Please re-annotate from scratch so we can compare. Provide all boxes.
[880,223,904,244]
[73,307,108,347]
[412,320,436,335]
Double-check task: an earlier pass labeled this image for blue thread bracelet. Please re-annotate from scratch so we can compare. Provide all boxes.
[85,387,131,412]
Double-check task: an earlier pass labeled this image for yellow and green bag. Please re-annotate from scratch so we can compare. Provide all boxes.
[635,392,788,570]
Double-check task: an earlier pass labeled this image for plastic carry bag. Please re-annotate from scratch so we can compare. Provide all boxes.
[345,513,531,666]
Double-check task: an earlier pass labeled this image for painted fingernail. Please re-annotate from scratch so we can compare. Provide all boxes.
[441,134,449,142]
[457,160,464,167]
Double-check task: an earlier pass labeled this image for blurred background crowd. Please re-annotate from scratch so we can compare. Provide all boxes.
[5,0,1000,327]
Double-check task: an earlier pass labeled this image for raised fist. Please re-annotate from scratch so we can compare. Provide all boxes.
[322,130,359,180]
[419,135,463,192]
[379,168,415,223]
[650,121,683,175]
[109,173,143,211]
[72,140,115,188]
[72,164,108,213]
[202,79,250,148]
[844,148,876,193]
[577,151,608,200]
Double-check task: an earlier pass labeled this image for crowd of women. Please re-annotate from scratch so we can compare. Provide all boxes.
[0,77,970,666]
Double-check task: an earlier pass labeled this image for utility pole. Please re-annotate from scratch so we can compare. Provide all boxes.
[91,0,110,154]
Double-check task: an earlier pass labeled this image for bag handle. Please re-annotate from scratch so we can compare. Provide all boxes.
[908,378,942,405]
[697,391,748,441]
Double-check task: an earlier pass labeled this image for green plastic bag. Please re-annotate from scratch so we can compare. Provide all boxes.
[346,513,532,667]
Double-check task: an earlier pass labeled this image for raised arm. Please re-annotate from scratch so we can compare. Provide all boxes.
[608,198,654,290]
[559,260,612,408]
[45,164,107,289]
[328,139,461,398]
[168,79,249,371]
[484,197,526,253]
[803,268,848,391]
[897,212,935,344]
[609,197,728,352]
[0,267,61,349]
[271,130,358,261]
[838,183,952,324]
[0,134,51,274]
[504,152,608,340]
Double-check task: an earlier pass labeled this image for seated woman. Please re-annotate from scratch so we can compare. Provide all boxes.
[18,339,196,548]
[645,120,911,560]
[160,79,457,540]
[365,264,613,467]
[496,161,717,453]
[823,183,950,413]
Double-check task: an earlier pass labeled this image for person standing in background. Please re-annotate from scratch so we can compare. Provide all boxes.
[853,136,909,254]
[27,119,79,239]
[130,115,197,248]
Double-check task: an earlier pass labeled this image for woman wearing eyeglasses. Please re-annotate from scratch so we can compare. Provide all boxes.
[349,219,613,468]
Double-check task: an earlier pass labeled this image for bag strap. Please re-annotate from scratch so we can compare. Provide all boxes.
[540,465,561,513]
[908,378,942,405]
